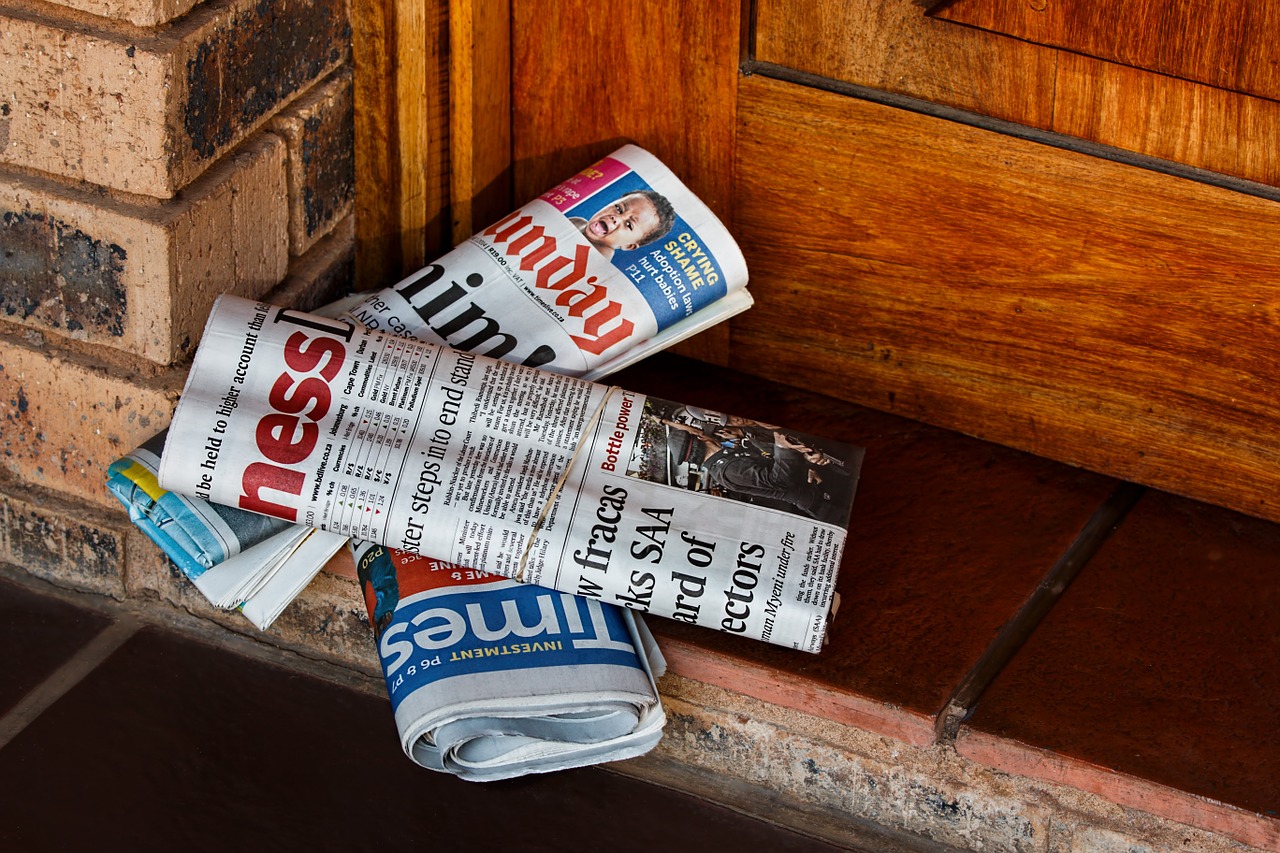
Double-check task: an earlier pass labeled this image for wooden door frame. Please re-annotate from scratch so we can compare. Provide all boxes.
[351,0,514,290]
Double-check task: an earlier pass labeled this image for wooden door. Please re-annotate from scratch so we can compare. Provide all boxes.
[359,0,1280,525]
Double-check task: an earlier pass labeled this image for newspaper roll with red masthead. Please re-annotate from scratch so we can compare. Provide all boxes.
[159,295,862,651]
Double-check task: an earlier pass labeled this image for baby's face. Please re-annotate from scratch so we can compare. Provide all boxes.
[583,194,660,252]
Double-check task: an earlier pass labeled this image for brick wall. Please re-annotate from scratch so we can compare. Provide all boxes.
[0,0,357,609]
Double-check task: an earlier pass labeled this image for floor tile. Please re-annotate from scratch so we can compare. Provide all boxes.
[957,489,1280,850]
[613,355,1120,745]
[0,576,112,717]
[0,624,844,852]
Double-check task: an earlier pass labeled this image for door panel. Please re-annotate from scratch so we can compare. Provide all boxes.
[755,0,1057,125]
[732,75,1280,522]
[935,0,1280,101]
[1051,53,1280,187]
[755,0,1280,189]
[494,0,1280,522]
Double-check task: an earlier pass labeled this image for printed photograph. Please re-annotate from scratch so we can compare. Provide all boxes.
[563,176,677,263]
[624,397,858,528]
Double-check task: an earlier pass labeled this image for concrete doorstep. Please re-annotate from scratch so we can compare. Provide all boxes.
[0,560,1269,853]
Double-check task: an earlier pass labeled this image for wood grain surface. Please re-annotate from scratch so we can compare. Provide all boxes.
[754,0,1280,189]
[351,0,397,288]
[934,0,1280,102]
[1051,53,1280,188]
[352,0,451,289]
[730,75,1280,522]
[755,0,1057,126]
[449,0,513,242]
[509,0,743,364]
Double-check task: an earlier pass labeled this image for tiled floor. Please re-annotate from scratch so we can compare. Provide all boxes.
[624,370,1124,746]
[609,355,1280,851]
[0,575,850,853]
[957,488,1280,850]
[9,351,1278,851]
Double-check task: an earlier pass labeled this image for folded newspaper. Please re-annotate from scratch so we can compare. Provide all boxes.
[158,294,863,651]
[350,540,666,780]
[108,145,752,626]
[106,429,348,626]
[110,145,752,778]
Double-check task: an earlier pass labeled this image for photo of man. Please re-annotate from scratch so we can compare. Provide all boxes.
[628,399,857,530]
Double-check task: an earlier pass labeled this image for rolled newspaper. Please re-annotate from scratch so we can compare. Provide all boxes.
[339,144,751,378]
[159,295,862,651]
[350,541,665,780]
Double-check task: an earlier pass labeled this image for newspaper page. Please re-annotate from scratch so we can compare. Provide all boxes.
[107,145,749,624]
[159,296,862,651]
[350,540,665,780]
[338,144,750,379]
[106,428,348,624]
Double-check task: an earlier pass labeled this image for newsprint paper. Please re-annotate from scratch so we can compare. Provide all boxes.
[107,144,751,626]
[349,541,666,780]
[159,295,863,651]
[339,143,752,380]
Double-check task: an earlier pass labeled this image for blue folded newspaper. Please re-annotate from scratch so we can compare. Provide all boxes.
[107,430,293,579]
[108,428,348,625]
[351,541,665,781]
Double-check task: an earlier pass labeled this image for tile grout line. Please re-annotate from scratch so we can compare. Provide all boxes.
[934,481,1147,742]
[0,566,387,699]
[0,617,141,751]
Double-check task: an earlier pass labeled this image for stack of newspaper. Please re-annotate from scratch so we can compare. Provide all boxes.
[109,145,753,629]
[108,146,764,778]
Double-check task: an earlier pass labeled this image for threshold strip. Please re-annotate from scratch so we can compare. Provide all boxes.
[0,617,140,750]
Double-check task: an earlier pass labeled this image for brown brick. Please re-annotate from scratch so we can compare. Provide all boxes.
[0,337,180,510]
[1,485,128,597]
[1,132,289,364]
[38,0,202,28]
[265,569,379,673]
[4,497,64,579]
[123,525,186,607]
[267,69,355,256]
[266,214,355,311]
[0,0,350,197]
